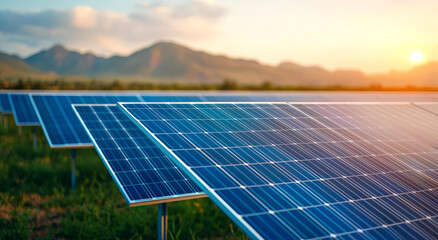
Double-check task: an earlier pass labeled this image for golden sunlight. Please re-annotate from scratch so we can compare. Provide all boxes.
[410,50,423,63]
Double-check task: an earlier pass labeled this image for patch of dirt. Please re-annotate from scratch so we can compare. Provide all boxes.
[0,193,67,238]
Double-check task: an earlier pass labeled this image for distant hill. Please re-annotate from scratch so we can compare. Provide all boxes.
[24,44,105,75]
[22,42,371,86]
[371,62,438,87]
[0,52,42,77]
[0,41,436,87]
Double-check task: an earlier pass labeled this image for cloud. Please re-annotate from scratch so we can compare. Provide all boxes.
[0,0,227,57]
[72,6,97,29]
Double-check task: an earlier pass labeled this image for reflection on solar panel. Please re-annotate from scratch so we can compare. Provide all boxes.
[201,92,438,103]
[120,102,438,240]
[9,94,40,125]
[73,104,205,206]
[0,93,12,113]
[385,103,438,149]
[140,92,438,103]
[31,94,142,148]
[414,103,438,116]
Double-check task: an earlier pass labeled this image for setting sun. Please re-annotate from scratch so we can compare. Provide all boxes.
[410,50,423,63]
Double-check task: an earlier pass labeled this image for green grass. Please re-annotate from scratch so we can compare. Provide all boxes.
[0,114,248,239]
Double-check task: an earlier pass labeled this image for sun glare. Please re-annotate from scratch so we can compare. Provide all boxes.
[410,50,423,63]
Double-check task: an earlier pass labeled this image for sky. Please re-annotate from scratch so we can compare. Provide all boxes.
[1,0,437,73]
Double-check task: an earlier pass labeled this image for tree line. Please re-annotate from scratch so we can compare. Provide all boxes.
[1,77,437,91]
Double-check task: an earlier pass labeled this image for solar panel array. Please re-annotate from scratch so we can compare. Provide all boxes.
[73,104,205,206]
[0,93,12,113]
[9,93,40,125]
[120,102,438,240]
[2,89,438,239]
[28,92,438,149]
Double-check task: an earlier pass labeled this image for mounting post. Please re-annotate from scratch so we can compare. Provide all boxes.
[33,127,37,150]
[157,203,168,240]
[71,149,76,189]
[3,115,7,129]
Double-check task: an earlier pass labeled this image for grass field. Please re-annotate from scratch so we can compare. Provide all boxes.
[0,114,247,239]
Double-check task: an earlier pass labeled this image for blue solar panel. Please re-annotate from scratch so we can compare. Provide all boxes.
[9,93,40,125]
[120,102,438,240]
[0,93,12,114]
[73,104,205,206]
[31,94,143,148]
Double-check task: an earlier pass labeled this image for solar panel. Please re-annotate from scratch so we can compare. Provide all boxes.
[31,94,143,148]
[73,104,205,206]
[0,93,12,114]
[120,102,438,240]
[9,93,40,126]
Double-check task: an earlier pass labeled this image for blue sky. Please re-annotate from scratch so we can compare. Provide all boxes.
[1,0,140,13]
[1,0,437,73]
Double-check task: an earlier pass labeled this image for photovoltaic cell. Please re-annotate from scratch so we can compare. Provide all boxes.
[9,93,40,125]
[31,94,143,148]
[0,93,12,113]
[73,104,205,206]
[120,102,438,240]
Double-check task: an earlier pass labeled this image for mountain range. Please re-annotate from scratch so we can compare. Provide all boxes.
[0,41,437,87]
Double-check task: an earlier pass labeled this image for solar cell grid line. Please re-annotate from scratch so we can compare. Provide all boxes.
[30,94,144,148]
[9,93,40,125]
[73,104,206,206]
[0,93,12,113]
[119,102,438,240]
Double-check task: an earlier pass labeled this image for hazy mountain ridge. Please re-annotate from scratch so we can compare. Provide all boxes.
[24,44,106,75]
[0,52,42,76]
[0,41,437,87]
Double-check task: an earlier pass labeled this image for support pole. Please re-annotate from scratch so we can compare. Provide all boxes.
[71,149,76,189]
[3,115,7,129]
[18,126,22,135]
[33,127,37,150]
[157,203,168,240]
